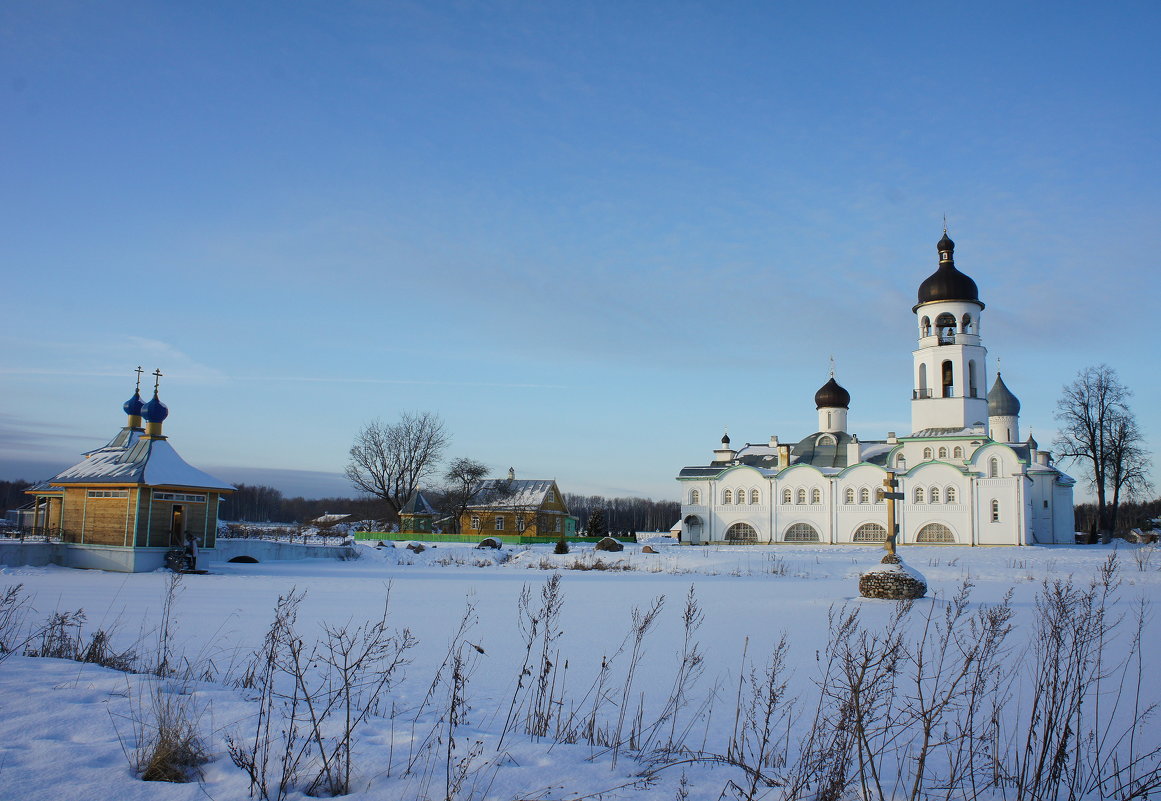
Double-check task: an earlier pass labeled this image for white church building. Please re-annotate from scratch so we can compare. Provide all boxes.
[677,232,1076,546]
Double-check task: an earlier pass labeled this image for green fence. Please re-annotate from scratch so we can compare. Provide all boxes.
[353,531,612,546]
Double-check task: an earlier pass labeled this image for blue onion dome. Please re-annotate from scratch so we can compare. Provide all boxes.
[987,373,1021,417]
[142,391,169,423]
[123,390,145,417]
[814,377,851,409]
[915,231,982,310]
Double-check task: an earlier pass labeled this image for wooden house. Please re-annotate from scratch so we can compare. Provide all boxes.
[24,372,233,572]
[459,472,573,540]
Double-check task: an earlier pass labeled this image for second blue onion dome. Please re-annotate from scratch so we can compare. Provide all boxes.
[814,377,851,410]
[142,391,169,423]
[123,390,145,417]
[915,231,983,310]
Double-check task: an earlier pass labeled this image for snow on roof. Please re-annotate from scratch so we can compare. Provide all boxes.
[467,479,556,509]
[312,513,352,525]
[50,437,234,491]
[907,427,987,439]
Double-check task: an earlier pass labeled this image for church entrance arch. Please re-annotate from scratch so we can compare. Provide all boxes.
[683,515,703,544]
[724,522,758,544]
[915,523,956,543]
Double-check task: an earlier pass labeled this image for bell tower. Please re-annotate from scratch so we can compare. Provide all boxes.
[910,231,989,432]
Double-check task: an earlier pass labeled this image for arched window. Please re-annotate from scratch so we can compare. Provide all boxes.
[859,487,871,504]
[918,363,928,396]
[853,523,887,542]
[935,312,956,339]
[725,522,759,543]
[953,446,964,459]
[817,434,836,447]
[896,454,906,469]
[914,487,925,504]
[811,488,822,504]
[916,523,955,543]
[844,488,855,504]
[737,489,747,505]
[968,360,979,398]
[961,313,972,333]
[929,486,940,504]
[991,499,1000,522]
[781,489,792,505]
[946,486,957,503]
[942,360,954,397]
[750,489,760,505]
[938,447,948,459]
[689,489,700,505]
[796,488,807,504]
[923,447,933,460]
[921,316,932,337]
[784,523,821,542]
[989,458,1000,478]
[723,489,732,505]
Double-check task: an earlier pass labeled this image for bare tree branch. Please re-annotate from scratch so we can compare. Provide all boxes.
[344,412,449,515]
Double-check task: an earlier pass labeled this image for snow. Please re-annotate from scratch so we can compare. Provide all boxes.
[1,542,1158,800]
[48,438,233,490]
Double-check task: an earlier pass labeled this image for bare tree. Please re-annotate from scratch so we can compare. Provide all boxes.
[1054,365,1153,542]
[344,412,449,515]
[441,457,489,534]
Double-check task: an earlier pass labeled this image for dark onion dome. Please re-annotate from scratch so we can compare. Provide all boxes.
[142,391,169,423]
[721,431,731,446]
[913,232,984,311]
[814,377,851,409]
[123,390,145,417]
[987,372,1021,417]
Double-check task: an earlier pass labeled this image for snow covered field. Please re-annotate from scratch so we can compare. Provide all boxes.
[1,541,1158,800]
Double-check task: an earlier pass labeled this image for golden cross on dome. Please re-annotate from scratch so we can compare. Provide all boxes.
[829,355,836,379]
[943,213,948,234]
[152,368,163,392]
[134,365,143,391]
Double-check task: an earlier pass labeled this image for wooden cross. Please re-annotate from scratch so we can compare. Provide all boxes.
[152,368,163,391]
[878,472,903,555]
[134,365,143,391]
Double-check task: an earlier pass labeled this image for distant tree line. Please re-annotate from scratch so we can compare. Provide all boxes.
[0,480,33,514]
[564,493,680,536]
[1074,498,1161,535]
[225,484,391,525]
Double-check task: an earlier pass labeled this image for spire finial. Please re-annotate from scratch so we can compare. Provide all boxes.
[134,365,143,391]
[943,213,948,234]
[828,355,836,379]
[152,368,163,393]
[995,356,1001,374]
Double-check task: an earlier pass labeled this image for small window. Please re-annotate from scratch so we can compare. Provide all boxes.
[796,488,807,504]
[938,447,948,459]
[782,489,792,504]
[923,447,933,460]
[989,458,1000,478]
[946,486,957,503]
[723,489,733,505]
[930,486,940,504]
[811,488,821,504]
[750,489,760,505]
[495,516,505,531]
[470,515,480,530]
[953,446,964,459]
[991,500,1000,522]
[853,523,887,542]
[516,516,526,532]
[844,488,855,504]
[87,489,129,499]
[859,487,871,504]
[689,489,700,505]
[1043,499,1049,509]
[914,487,925,504]
[546,489,556,503]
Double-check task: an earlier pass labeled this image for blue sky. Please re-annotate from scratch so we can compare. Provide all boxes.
[2,1,1158,501]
